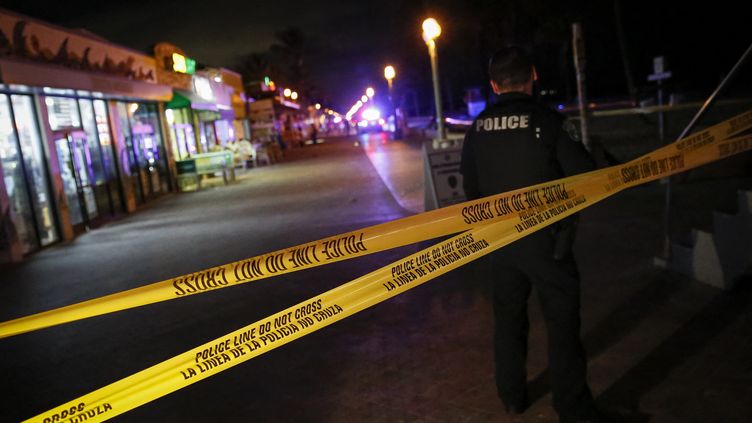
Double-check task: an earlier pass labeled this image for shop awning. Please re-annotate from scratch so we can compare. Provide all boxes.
[165,91,191,109]
[0,58,172,101]
[166,90,219,111]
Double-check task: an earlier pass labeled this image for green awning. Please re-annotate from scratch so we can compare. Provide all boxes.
[166,91,191,109]
[166,90,220,112]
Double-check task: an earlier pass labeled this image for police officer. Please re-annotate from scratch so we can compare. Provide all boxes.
[460,46,607,423]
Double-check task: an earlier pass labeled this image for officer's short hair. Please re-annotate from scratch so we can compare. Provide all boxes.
[488,46,533,87]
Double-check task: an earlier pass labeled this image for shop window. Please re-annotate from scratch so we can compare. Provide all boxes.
[202,121,217,149]
[214,119,232,145]
[196,110,220,151]
[167,107,196,159]
[0,94,58,253]
[46,96,81,130]
[93,100,117,180]
[114,102,143,202]
[0,94,36,252]
[78,100,105,184]
[53,133,85,226]
[11,95,58,246]
[119,102,170,197]
[132,103,168,193]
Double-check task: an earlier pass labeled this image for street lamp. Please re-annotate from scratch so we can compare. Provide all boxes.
[422,17,445,140]
[291,91,298,100]
[384,66,395,91]
[366,87,375,98]
[283,88,292,97]
[384,65,397,135]
[361,95,368,103]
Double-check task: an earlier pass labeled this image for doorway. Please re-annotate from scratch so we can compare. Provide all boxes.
[54,130,98,232]
[129,126,164,200]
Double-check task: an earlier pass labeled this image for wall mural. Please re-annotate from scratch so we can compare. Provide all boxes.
[0,12,157,83]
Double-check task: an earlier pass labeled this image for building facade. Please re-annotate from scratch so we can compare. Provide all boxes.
[155,44,249,159]
[0,8,173,260]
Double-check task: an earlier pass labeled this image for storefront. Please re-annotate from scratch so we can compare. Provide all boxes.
[43,90,123,231]
[114,100,171,203]
[221,68,250,142]
[154,44,248,161]
[249,94,308,147]
[0,9,172,259]
[155,43,205,160]
[164,106,197,159]
[163,71,237,159]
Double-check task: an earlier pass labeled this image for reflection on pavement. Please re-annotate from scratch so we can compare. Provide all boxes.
[360,133,425,214]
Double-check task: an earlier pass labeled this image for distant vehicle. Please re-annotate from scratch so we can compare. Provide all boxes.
[356,107,387,133]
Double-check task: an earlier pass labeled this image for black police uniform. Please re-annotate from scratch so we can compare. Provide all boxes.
[460,92,597,421]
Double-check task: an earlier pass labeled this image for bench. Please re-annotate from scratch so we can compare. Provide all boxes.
[175,151,235,192]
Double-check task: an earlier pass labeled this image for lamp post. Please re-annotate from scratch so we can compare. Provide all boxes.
[384,65,395,99]
[384,65,397,135]
[422,18,445,141]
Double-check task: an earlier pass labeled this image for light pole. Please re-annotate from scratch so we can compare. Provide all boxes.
[422,18,445,141]
[384,65,396,134]
[384,65,395,95]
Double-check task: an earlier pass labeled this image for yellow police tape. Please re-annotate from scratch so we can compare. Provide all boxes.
[24,117,752,422]
[1,110,752,340]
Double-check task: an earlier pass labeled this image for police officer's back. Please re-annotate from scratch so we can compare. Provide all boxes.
[461,93,594,198]
[460,46,611,423]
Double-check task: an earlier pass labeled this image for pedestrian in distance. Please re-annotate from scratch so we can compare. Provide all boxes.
[310,124,318,144]
[460,46,614,423]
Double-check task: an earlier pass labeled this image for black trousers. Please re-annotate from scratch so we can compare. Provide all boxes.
[491,231,595,420]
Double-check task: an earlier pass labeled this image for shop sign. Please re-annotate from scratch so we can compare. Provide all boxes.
[193,76,214,101]
[153,42,193,91]
[171,53,196,75]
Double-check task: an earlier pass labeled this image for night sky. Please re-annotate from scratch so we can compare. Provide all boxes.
[2,0,750,112]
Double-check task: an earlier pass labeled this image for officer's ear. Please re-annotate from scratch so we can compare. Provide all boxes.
[490,80,502,95]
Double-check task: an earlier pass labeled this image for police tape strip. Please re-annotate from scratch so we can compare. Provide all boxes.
[25,131,752,422]
[1,110,751,339]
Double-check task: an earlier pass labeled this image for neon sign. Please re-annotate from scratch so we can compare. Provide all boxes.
[172,53,196,75]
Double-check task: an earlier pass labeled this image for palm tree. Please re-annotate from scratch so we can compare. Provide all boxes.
[236,52,271,93]
[270,27,309,96]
